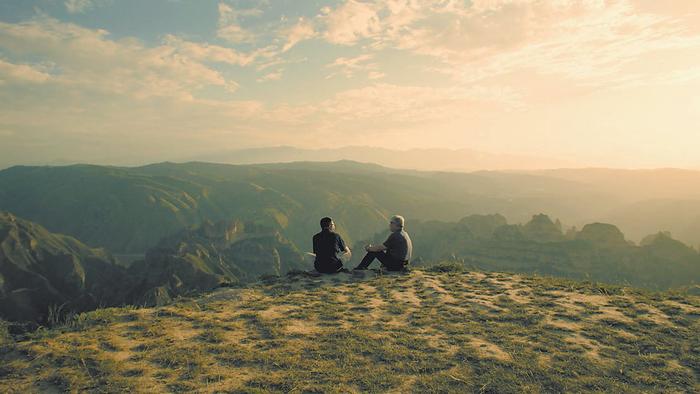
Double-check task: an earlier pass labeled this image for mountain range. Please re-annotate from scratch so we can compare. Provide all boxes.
[355,213,700,290]
[0,212,305,323]
[1,161,700,251]
[0,212,127,323]
[1,160,700,323]
[189,146,580,172]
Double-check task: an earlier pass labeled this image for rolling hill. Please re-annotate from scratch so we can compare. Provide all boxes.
[1,267,698,392]
[0,161,632,254]
[2,161,700,256]
[0,213,306,323]
[127,219,305,306]
[0,211,128,324]
[354,214,700,290]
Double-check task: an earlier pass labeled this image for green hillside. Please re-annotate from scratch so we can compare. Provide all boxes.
[1,161,699,324]
[0,213,306,323]
[0,211,128,323]
[127,219,306,306]
[357,214,700,290]
[4,162,700,255]
[1,268,698,393]
[0,161,620,255]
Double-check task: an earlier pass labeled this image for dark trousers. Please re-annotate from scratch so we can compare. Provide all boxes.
[356,251,406,271]
[315,259,343,274]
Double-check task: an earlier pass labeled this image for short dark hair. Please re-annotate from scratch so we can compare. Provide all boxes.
[320,217,333,229]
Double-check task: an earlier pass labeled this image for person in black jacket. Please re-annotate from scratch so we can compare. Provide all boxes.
[354,215,412,271]
[312,217,351,273]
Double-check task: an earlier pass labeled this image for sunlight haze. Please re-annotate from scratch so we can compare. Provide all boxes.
[3,3,700,390]
[1,0,700,169]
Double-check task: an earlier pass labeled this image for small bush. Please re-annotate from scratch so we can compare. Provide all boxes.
[427,261,466,273]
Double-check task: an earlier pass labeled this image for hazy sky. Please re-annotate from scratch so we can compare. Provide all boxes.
[1,0,699,168]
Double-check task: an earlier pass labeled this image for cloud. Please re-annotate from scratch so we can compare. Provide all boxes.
[320,0,382,45]
[318,83,523,123]
[0,16,244,99]
[163,35,254,66]
[65,0,95,14]
[3,1,700,167]
[216,1,261,43]
[316,0,700,90]
[218,24,257,44]
[281,18,315,52]
[367,71,385,80]
[215,1,313,81]
[325,53,378,78]
[257,69,282,82]
[448,1,700,89]
[0,59,51,84]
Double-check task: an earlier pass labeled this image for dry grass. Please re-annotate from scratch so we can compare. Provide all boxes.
[1,268,698,393]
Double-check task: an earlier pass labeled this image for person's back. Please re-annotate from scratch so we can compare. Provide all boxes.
[386,229,412,263]
[312,217,349,273]
[355,215,412,272]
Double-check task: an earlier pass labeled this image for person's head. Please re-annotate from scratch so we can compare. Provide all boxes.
[320,217,335,231]
[389,215,405,232]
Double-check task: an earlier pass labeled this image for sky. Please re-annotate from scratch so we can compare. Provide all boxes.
[1,0,700,169]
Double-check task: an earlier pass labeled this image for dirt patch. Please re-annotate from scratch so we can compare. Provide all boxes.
[542,316,581,332]
[284,319,319,335]
[336,293,350,304]
[258,305,295,320]
[549,291,610,307]
[391,287,421,307]
[537,353,553,369]
[169,324,200,341]
[468,337,512,362]
[663,300,700,315]
[106,334,138,362]
[592,306,635,325]
[423,277,458,304]
[388,375,416,394]
[424,332,459,355]
[638,305,677,326]
[565,334,604,361]
[503,285,533,304]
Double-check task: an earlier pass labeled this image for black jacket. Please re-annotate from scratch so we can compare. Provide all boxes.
[313,229,347,273]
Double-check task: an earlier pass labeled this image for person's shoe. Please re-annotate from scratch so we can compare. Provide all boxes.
[352,268,367,277]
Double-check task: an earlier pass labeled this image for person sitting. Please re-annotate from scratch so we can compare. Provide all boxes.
[354,215,412,272]
[312,217,351,274]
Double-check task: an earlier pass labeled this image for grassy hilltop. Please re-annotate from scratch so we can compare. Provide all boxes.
[1,267,698,393]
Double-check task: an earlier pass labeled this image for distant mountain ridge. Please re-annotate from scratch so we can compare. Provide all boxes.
[191,145,579,171]
[2,160,700,253]
[0,161,588,254]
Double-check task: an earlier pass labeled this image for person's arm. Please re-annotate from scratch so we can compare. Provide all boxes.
[338,235,351,254]
[366,234,391,252]
[313,235,319,255]
[365,244,386,252]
